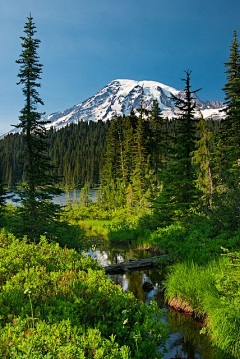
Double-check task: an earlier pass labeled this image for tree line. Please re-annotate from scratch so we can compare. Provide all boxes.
[0,120,110,188]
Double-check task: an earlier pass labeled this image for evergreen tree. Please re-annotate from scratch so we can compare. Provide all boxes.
[131,105,151,209]
[149,99,167,188]
[153,71,201,223]
[16,15,62,238]
[223,30,240,115]
[211,30,240,229]
[79,183,92,207]
[192,114,214,207]
[122,112,138,183]
[100,117,125,207]
[220,29,240,186]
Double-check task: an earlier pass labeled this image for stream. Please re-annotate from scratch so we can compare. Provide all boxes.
[85,241,220,359]
[7,191,221,358]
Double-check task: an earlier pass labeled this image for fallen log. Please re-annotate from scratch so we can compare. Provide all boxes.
[104,255,169,275]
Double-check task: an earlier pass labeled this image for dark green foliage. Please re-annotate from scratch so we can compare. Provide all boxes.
[0,121,110,189]
[131,109,152,205]
[149,100,167,188]
[210,30,240,230]
[1,203,85,248]
[0,133,24,188]
[0,31,238,239]
[223,30,240,118]
[153,71,201,223]
[100,107,164,212]
[192,114,214,207]
[48,120,110,188]
[219,29,240,184]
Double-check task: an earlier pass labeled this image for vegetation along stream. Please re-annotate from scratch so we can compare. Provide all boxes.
[84,241,221,359]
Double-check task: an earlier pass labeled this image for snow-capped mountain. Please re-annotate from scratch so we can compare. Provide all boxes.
[1,79,225,138]
[44,79,224,130]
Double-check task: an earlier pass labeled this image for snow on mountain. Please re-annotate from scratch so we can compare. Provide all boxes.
[44,79,224,130]
[0,79,225,138]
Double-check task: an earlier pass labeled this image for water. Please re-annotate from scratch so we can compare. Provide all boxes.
[84,242,220,359]
[7,189,98,206]
[53,189,97,205]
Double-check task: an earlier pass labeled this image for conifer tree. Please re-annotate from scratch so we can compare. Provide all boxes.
[133,111,147,189]
[192,114,214,207]
[220,29,240,186]
[16,15,62,237]
[101,117,122,185]
[131,93,153,210]
[100,117,125,207]
[153,71,201,222]
[122,112,138,182]
[223,30,240,115]
[211,30,240,229]
[149,99,166,188]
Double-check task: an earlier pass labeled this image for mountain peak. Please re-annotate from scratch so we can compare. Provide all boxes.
[112,78,180,95]
[1,79,225,138]
[43,78,224,131]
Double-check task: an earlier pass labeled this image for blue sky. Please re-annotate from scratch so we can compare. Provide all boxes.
[0,0,239,133]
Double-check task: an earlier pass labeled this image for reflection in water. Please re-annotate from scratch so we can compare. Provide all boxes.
[85,243,221,359]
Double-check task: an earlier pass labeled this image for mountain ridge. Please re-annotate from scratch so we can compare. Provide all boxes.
[44,79,225,131]
[1,79,225,138]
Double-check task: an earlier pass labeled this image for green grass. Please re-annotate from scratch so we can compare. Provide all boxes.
[79,219,111,237]
[62,203,151,244]
[109,227,150,243]
[165,253,240,358]
[165,260,223,311]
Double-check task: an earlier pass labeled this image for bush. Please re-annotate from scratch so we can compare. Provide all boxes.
[0,319,131,358]
[0,230,168,358]
[148,220,240,263]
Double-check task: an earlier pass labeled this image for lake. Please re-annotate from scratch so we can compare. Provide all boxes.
[7,189,98,206]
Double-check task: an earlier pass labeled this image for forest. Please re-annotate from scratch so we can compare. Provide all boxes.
[0,15,239,359]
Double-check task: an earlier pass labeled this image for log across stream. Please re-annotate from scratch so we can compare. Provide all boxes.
[104,255,170,274]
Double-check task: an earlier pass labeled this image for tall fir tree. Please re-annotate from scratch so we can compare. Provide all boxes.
[192,114,214,207]
[131,100,152,209]
[100,117,126,207]
[153,71,201,223]
[220,29,240,186]
[16,15,62,238]
[211,30,240,229]
[149,99,167,188]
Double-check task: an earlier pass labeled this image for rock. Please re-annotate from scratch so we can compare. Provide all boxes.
[142,273,154,292]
